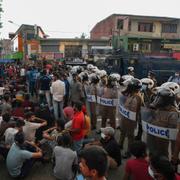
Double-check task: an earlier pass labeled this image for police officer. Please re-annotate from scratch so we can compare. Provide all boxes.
[100,74,119,129]
[146,88,180,157]
[87,73,99,129]
[135,78,155,140]
[119,78,142,158]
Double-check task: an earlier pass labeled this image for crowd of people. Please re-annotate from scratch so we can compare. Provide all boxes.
[0,61,180,180]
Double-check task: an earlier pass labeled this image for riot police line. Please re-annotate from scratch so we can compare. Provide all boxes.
[70,64,180,161]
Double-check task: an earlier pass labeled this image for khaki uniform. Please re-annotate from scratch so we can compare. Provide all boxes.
[87,83,98,129]
[119,94,142,150]
[144,106,180,157]
[100,87,118,128]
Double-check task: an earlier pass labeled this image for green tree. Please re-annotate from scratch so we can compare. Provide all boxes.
[0,0,3,28]
[80,32,87,39]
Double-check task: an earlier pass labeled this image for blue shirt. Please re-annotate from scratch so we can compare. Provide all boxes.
[6,143,33,177]
[39,75,52,90]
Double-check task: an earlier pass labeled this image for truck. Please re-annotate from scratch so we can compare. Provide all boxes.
[88,46,113,64]
[96,50,180,84]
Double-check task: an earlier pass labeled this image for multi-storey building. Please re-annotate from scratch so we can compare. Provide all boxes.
[91,14,180,56]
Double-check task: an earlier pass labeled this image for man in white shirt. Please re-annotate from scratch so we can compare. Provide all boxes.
[23,112,47,142]
[51,72,65,121]
[4,120,25,147]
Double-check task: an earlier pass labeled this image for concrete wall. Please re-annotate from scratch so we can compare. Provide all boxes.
[90,16,116,40]
[91,15,180,40]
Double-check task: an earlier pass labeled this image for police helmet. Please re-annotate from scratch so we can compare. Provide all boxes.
[109,73,121,82]
[141,78,154,90]
[89,73,99,84]
[127,78,142,91]
[161,82,180,95]
[150,87,176,109]
[87,64,94,71]
[78,72,88,82]
[98,70,107,78]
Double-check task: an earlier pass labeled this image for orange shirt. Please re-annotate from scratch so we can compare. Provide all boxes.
[83,115,91,137]
[72,111,84,141]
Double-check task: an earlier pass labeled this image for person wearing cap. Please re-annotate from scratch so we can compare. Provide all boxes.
[85,127,121,169]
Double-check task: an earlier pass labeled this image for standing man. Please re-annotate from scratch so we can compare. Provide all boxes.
[51,72,65,121]
[119,79,142,158]
[39,69,52,109]
[70,73,84,106]
[71,102,84,153]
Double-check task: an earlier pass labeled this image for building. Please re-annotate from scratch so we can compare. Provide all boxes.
[90,14,180,56]
[7,24,109,61]
[39,38,109,61]
[9,24,46,60]
[0,39,12,58]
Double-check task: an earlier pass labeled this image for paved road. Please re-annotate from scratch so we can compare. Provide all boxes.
[0,128,127,180]
[0,157,125,180]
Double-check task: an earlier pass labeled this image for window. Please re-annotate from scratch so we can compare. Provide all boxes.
[117,19,123,30]
[138,22,153,32]
[162,24,177,33]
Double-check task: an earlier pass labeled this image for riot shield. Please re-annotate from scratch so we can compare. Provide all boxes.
[97,87,118,107]
[86,84,96,103]
[141,107,179,140]
[118,94,137,121]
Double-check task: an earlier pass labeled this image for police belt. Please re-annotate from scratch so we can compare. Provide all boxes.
[97,96,118,107]
[142,120,178,140]
[119,104,136,121]
[86,95,96,103]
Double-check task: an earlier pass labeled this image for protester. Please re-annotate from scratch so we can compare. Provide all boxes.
[85,127,121,169]
[6,132,43,178]
[51,72,65,121]
[123,141,153,180]
[79,146,108,180]
[149,155,180,180]
[23,111,47,142]
[52,133,78,180]
[71,101,84,152]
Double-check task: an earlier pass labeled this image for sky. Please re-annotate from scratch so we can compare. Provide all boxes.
[1,0,180,39]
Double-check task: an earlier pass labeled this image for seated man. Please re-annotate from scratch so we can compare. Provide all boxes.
[42,120,65,150]
[6,132,42,178]
[53,133,78,180]
[23,111,47,142]
[0,120,25,159]
[86,127,121,169]
[79,146,108,180]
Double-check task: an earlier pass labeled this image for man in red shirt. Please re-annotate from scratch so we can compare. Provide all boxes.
[123,141,153,180]
[71,102,84,153]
